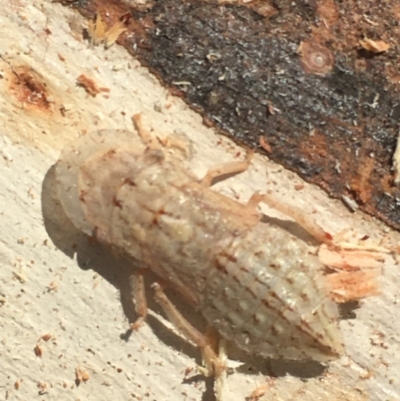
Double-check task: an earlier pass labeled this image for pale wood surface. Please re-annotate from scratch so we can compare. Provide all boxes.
[0,1,399,400]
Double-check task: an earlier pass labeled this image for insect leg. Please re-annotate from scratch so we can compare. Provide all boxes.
[246,192,332,245]
[151,283,225,377]
[214,336,228,401]
[129,268,148,330]
[132,113,160,149]
[200,151,254,187]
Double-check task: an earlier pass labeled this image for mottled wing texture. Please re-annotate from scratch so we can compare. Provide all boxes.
[56,129,344,361]
[204,227,344,361]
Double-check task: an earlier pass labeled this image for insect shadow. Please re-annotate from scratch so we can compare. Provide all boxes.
[41,164,357,398]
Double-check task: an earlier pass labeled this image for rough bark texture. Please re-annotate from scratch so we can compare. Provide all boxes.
[61,0,400,231]
[1,1,400,401]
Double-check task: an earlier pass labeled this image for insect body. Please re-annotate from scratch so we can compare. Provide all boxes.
[55,115,377,383]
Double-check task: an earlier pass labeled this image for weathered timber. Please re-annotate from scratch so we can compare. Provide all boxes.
[61,0,400,230]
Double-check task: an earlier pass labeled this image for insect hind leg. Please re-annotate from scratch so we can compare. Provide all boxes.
[247,192,332,245]
[151,283,225,378]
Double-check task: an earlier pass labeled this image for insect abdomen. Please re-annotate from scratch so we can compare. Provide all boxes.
[201,224,344,361]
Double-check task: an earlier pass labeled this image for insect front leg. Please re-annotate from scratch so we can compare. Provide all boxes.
[129,268,148,330]
[132,113,193,159]
[132,113,160,150]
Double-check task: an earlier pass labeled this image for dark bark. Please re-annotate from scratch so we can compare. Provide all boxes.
[62,0,400,230]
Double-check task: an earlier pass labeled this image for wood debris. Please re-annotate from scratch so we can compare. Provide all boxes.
[76,74,110,97]
[75,367,90,384]
[87,13,127,48]
[360,38,390,53]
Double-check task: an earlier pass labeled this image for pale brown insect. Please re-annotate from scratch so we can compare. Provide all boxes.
[55,114,381,398]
